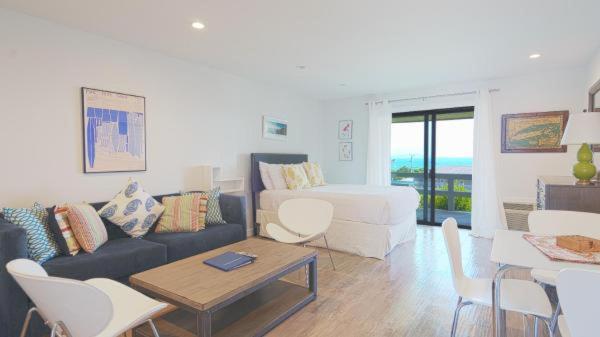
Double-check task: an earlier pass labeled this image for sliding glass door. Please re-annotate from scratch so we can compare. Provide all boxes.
[391,107,474,228]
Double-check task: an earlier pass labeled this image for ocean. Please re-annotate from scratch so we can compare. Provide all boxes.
[391,156,472,170]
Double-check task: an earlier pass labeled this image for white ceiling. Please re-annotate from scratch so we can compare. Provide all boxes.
[2,0,599,100]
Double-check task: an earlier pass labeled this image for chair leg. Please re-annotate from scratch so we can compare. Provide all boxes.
[533,317,539,337]
[522,315,531,337]
[550,301,561,333]
[451,297,471,337]
[147,319,160,337]
[49,323,59,337]
[323,235,336,271]
[19,307,38,337]
[542,318,554,337]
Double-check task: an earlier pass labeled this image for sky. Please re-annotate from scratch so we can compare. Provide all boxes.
[391,119,474,158]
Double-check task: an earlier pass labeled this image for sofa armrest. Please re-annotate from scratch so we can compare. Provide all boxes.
[0,218,29,337]
[219,194,247,233]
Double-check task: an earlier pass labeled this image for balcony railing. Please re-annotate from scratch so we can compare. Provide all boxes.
[391,172,472,213]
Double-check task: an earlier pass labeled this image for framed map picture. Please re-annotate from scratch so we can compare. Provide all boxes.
[501,111,568,153]
[339,142,353,161]
[82,88,147,173]
[338,120,353,139]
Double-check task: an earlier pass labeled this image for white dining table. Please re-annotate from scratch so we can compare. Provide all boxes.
[490,229,600,337]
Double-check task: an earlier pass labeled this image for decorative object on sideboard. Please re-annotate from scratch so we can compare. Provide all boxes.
[262,115,288,140]
[338,120,353,139]
[185,165,244,193]
[339,142,352,161]
[560,112,600,185]
[82,88,147,173]
[501,111,568,153]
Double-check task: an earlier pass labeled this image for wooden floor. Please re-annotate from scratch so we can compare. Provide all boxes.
[264,225,555,337]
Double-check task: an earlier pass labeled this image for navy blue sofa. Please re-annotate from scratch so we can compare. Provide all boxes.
[0,193,247,337]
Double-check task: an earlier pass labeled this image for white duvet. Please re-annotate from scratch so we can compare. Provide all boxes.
[259,184,420,226]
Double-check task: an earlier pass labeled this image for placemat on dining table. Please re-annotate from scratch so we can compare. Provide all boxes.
[523,234,600,265]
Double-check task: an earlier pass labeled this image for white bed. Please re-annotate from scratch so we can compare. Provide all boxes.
[256,184,420,259]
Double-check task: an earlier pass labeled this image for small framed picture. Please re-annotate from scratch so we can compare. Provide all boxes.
[262,116,288,141]
[339,142,353,161]
[338,120,353,139]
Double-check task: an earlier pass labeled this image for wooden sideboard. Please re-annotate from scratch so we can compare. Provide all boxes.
[537,176,600,213]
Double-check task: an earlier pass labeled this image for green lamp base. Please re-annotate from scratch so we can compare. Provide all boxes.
[573,143,597,185]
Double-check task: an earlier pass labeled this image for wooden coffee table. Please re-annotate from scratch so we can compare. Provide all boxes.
[130,238,317,337]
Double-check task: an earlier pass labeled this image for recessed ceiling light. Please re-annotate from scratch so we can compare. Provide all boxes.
[192,21,205,30]
[529,53,541,59]
[296,65,307,70]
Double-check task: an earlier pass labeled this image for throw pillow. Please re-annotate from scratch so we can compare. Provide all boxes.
[259,162,275,190]
[47,206,81,256]
[282,164,310,190]
[303,162,326,187]
[98,178,165,238]
[67,203,108,253]
[191,187,226,224]
[266,163,288,189]
[2,203,60,263]
[155,194,208,233]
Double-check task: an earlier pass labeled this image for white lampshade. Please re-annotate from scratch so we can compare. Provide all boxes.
[561,112,600,145]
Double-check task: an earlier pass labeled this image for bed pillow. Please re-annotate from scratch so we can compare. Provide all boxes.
[47,206,81,256]
[303,162,326,187]
[259,162,275,190]
[2,203,60,263]
[98,178,165,238]
[266,163,288,189]
[282,164,310,190]
[67,203,108,253]
[155,194,208,233]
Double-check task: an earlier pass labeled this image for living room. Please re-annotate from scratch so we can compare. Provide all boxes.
[2,1,600,337]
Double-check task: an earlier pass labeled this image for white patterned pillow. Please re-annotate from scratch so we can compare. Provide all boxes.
[98,178,165,238]
[3,203,60,263]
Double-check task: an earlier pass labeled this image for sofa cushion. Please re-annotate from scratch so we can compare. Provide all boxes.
[144,223,245,263]
[42,238,167,280]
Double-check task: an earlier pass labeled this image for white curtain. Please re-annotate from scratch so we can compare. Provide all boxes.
[471,90,505,238]
[366,100,392,186]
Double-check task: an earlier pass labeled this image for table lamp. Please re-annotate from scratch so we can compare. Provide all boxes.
[561,112,600,185]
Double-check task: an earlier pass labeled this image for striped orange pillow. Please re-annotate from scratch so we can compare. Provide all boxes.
[155,194,208,233]
[67,203,108,253]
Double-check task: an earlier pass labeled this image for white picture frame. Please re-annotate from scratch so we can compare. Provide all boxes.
[262,116,288,141]
[339,142,353,161]
[338,120,353,139]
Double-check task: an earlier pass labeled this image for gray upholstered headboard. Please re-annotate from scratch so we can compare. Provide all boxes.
[250,153,308,234]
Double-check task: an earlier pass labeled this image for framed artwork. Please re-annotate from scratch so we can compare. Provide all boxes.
[262,116,288,141]
[82,87,147,173]
[339,142,353,161]
[338,120,353,139]
[501,111,569,153]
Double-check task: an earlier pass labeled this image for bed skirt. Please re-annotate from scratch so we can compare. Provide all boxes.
[256,209,417,260]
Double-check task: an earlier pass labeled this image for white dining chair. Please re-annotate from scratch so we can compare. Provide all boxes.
[442,218,554,337]
[556,269,600,337]
[527,210,600,332]
[7,258,167,337]
[266,198,336,270]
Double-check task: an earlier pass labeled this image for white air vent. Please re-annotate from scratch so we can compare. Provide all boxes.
[503,200,536,231]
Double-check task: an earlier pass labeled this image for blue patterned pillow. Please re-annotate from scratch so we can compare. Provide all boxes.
[98,178,165,237]
[3,203,60,263]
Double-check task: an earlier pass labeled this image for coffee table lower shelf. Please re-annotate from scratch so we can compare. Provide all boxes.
[135,280,315,337]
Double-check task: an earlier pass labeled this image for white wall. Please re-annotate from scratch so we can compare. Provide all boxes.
[0,9,324,234]
[589,48,600,88]
[323,67,588,202]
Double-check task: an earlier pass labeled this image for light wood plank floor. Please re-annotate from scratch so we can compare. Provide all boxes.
[266,225,556,337]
